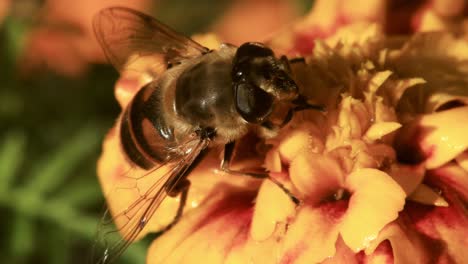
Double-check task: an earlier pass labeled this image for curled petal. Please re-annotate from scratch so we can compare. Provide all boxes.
[395,106,468,168]
[337,97,370,139]
[364,121,401,141]
[367,70,392,94]
[379,77,426,108]
[365,220,430,264]
[426,92,468,113]
[289,151,345,203]
[340,168,406,252]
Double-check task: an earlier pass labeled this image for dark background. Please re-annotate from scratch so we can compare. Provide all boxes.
[0,0,312,263]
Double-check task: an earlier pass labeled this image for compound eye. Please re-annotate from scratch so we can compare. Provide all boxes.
[235,42,274,61]
[234,82,273,123]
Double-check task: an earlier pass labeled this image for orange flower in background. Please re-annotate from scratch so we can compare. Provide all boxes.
[0,0,10,25]
[97,0,468,263]
[15,0,299,77]
[19,0,153,76]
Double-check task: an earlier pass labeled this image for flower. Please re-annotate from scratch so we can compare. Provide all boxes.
[98,1,468,263]
[0,0,10,25]
[19,0,153,77]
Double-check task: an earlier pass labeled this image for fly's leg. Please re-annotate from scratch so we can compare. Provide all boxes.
[163,148,209,231]
[163,179,190,232]
[288,57,306,64]
[279,55,305,72]
[220,141,299,205]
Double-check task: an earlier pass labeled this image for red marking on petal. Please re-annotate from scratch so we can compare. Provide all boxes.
[189,191,256,247]
[394,121,432,165]
[319,199,349,221]
[280,242,307,264]
[401,203,460,262]
[369,240,394,263]
[427,163,468,202]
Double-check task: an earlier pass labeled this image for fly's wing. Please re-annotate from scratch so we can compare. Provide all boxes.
[93,6,209,75]
[92,138,210,264]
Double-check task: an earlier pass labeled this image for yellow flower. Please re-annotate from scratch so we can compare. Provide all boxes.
[97,1,468,263]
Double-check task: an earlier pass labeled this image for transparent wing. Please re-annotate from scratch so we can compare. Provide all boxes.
[92,138,210,264]
[93,6,209,73]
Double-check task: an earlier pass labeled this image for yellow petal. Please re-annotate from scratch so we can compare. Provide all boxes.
[420,106,468,169]
[97,128,180,237]
[426,92,468,112]
[364,121,401,141]
[289,151,345,203]
[147,190,258,264]
[337,97,370,139]
[264,148,282,173]
[340,168,406,252]
[281,205,341,264]
[251,180,295,241]
[278,122,324,163]
[379,78,426,108]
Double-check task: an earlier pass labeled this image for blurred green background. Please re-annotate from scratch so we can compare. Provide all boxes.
[0,0,312,263]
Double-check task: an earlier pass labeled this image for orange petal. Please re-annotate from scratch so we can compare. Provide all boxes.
[364,122,401,141]
[264,148,282,173]
[395,106,468,168]
[409,184,449,207]
[365,220,431,264]
[404,190,468,263]
[97,126,181,237]
[277,122,324,163]
[251,180,295,241]
[340,168,406,252]
[147,190,282,264]
[389,164,425,196]
[420,106,468,169]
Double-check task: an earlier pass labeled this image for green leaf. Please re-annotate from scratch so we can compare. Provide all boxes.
[54,176,103,207]
[9,214,35,259]
[3,16,28,68]
[0,131,26,191]
[23,125,101,195]
[47,228,71,264]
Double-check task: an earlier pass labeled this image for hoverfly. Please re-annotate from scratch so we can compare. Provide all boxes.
[92,6,323,263]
